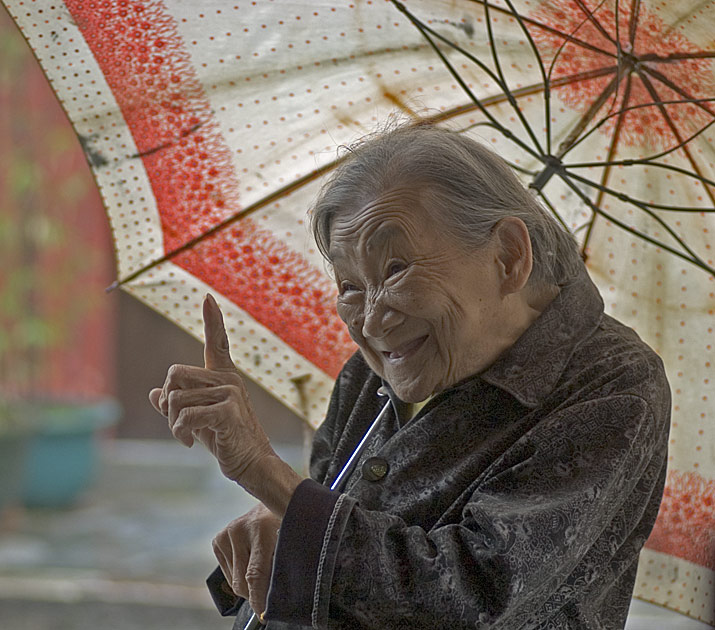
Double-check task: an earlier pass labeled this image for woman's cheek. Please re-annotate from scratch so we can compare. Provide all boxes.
[336,302,364,342]
[391,279,438,318]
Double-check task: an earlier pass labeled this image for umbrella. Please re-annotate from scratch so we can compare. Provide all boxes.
[2,0,713,623]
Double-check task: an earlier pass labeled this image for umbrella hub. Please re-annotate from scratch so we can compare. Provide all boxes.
[529,155,564,193]
[618,49,642,74]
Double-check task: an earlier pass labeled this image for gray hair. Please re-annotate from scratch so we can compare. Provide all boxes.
[310,124,583,287]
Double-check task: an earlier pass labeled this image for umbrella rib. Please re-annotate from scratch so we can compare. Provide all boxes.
[426,65,620,129]
[545,8,596,87]
[482,0,508,92]
[573,0,618,48]
[635,68,715,207]
[567,171,711,268]
[129,122,203,159]
[614,0,622,55]
[627,71,715,206]
[482,0,545,155]
[558,172,715,276]
[633,65,715,206]
[612,0,626,117]
[641,51,715,62]
[544,65,620,89]
[616,201,715,213]
[559,97,715,159]
[501,0,552,153]
[628,0,641,49]
[501,159,538,177]
[390,1,541,161]
[566,158,715,190]
[641,63,715,119]
[563,77,715,180]
[582,73,634,258]
[556,72,621,158]
[107,161,341,291]
[465,0,618,59]
[562,169,715,213]
[453,124,541,176]
[541,0,613,153]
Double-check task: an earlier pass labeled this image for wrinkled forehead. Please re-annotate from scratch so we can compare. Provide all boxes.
[327,188,432,261]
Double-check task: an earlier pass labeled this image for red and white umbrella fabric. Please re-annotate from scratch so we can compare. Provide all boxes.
[2,0,713,623]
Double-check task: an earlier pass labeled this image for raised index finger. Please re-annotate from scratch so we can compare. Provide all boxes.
[203,293,236,372]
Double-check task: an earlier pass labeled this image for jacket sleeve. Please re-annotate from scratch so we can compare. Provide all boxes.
[205,566,253,623]
[263,394,668,629]
[204,352,368,619]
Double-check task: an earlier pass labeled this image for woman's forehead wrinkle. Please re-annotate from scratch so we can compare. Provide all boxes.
[327,187,433,268]
[362,222,402,255]
[332,211,414,252]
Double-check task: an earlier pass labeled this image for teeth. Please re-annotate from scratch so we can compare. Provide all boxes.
[385,336,426,361]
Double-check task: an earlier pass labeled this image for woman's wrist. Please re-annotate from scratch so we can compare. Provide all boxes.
[238,453,304,518]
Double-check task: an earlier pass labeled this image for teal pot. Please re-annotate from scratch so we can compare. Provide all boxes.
[21,399,121,508]
[0,431,30,512]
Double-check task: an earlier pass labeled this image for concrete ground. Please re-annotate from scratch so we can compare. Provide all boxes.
[0,439,710,629]
[0,438,304,630]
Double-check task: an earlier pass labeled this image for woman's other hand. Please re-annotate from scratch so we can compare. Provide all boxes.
[213,503,281,618]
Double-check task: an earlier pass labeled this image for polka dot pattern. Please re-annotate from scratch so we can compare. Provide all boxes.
[636,550,714,622]
[3,2,713,620]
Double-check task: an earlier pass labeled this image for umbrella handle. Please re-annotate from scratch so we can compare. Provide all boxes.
[329,393,391,492]
[243,613,264,629]
[242,394,391,630]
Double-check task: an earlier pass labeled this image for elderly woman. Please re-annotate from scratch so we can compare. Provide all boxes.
[150,124,670,629]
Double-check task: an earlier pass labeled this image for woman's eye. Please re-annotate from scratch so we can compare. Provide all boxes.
[387,262,406,277]
[340,281,360,294]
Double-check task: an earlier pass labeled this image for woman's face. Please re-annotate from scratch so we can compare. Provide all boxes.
[330,188,509,403]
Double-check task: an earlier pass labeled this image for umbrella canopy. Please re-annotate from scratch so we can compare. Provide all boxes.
[2,0,713,623]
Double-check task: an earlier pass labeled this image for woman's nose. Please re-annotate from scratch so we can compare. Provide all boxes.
[361,295,404,340]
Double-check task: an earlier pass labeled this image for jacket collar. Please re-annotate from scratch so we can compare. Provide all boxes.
[376,383,413,427]
[479,266,604,408]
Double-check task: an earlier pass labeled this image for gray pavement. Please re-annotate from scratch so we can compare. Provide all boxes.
[0,438,305,629]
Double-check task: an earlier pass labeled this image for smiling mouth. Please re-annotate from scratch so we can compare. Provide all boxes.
[383,336,428,362]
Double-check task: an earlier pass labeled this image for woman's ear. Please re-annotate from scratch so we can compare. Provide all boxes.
[492,217,533,295]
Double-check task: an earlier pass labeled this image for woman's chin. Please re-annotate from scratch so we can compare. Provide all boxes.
[388,379,434,404]
[359,349,435,402]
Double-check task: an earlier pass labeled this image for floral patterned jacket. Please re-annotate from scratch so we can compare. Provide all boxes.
[209,268,670,629]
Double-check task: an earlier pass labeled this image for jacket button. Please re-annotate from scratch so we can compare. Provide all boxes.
[362,457,389,481]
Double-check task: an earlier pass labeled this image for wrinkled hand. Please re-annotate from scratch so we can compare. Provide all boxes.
[149,294,273,484]
[213,503,281,617]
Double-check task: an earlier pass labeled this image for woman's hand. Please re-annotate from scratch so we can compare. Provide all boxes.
[149,294,272,483]
[213,503,281,618]
[149,294,303,515]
